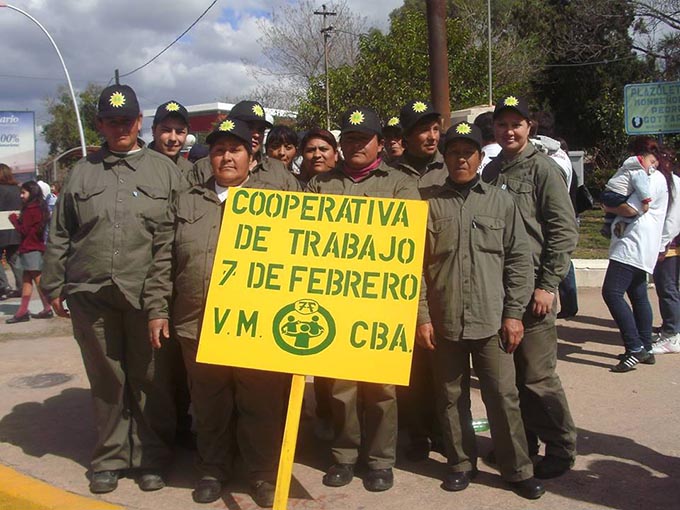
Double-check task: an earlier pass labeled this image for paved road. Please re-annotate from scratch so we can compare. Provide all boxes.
[0,287,679,510]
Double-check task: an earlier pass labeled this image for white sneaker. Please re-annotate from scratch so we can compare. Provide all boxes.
[651,335,680,354]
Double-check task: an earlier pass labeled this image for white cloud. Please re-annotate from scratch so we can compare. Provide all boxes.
[0,0,402,161]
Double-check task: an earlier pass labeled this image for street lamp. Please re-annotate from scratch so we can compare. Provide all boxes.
[1,3,87,158]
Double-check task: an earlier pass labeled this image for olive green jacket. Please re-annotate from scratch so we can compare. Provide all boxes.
[188,154,302,192]
[418,178,532,341]
[390,151,448,199]
[148,141,194,179]
[41,143,186,309]
[482,144,577,293]
[306,160,420,200]
[143,175,287,340]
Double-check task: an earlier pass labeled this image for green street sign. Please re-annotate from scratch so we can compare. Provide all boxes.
[624,81,680,135]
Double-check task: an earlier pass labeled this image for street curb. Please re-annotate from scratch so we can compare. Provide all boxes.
[0,465,123,510]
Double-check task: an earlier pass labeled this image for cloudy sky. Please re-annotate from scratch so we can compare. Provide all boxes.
[1,0,403,159]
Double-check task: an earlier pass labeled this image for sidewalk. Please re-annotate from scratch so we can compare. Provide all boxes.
[1,288,679,510]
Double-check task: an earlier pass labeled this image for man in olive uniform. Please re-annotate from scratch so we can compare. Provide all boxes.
[148,99,194,447]
[150,100,193,177]
[307,106,420,492]
[41,84,185,494]
[188,100,301,192]
[143,118,290,508]
[482,96,578,479]
[417,122,544,500]
[392,99,448,462]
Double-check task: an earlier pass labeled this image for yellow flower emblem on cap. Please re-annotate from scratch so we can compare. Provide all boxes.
[503,96,519,107]
[165,102,180,112]
[456,123,472,135]
[252,104,265,117]
[412,101,428,113]
[387,117,400,127]
[219,120,235,132]
[109,92,126,108]
[349,110,365,125]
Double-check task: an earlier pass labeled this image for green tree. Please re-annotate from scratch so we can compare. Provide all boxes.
[297,4,539,128]
[42,83,103,156]
[511,0,652,173]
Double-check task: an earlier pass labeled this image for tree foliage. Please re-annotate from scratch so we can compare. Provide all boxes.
[296,4,539,129]
[42,83,103,156]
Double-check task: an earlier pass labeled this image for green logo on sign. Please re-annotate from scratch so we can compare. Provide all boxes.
[273,299,336,355]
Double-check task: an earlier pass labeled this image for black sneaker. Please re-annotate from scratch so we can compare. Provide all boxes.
[611,351,649,373]
[617,352,655,365]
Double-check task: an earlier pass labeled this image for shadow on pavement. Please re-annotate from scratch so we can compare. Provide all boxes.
[0,387,94,468]
[546,427,680,510]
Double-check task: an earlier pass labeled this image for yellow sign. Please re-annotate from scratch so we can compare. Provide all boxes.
[197,188,428,385]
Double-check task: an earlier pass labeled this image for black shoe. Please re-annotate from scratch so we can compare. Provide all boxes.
[508,477,545,499]
[405,438,431,462]
[89,470,119,494]
[7,289,21,298]
[251,480,276,508]
[557,310,577,319]
[617,352,655,365]
[611,351,650,372]
[534,455,574,479]
[363,468,393,492]
[6,313,29,324]
[30,309,54,319]
[441,468,477,492]
[137,470,164,491]
[193,477,222,504]
[322,463,354,487]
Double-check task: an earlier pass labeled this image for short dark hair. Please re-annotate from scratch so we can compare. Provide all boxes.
[266,125,298,151]
[473,112,494,143]
[628,136,659,158]
[532,111,555,138]
[299,128,338,152]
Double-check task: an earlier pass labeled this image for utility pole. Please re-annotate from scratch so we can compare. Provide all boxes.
[115,69,120,85]
[314,4,336,130]
[426,0,451,129]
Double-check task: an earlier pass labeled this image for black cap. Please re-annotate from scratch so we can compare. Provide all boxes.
[383,116,402,135]
[153,100,189,127]
[206,118,253,148]
[228,100,273,128]
[440,122,483,152]
[188,143,209,162]
[97,84,140,118]
[493,95,531,120]
[399,100,440,134]
[340,107,382,137]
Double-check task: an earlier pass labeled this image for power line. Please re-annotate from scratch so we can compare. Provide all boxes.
[118,0,217,79]
[540,55,639,68]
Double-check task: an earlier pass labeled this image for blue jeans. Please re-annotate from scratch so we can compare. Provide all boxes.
[602,260,653,353]
[558,262,578,316]
[653,255,680,335]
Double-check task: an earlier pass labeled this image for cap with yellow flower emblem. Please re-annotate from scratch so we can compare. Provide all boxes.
[493,95,531,120]
[399,99,441,134]
[340,106,382,137]
[153,100,190,127]
[228,100,273,129]
[440,121,483,153]
[97,84,140,118]
[383,116,402,135]
[206,117,253,150]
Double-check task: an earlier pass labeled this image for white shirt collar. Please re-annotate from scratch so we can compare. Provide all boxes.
[214,176,249,203]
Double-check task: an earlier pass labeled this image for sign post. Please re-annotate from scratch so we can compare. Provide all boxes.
[624,81,680,135]
[198,188,428,509]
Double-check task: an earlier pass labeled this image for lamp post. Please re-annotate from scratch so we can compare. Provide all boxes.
[487,0,493,105]
[1,3,87,157]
